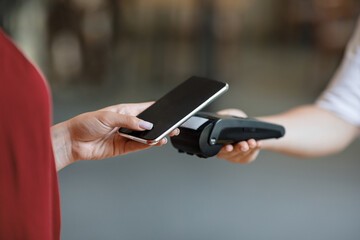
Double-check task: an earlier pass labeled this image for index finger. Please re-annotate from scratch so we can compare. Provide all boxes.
[103,102,155,116]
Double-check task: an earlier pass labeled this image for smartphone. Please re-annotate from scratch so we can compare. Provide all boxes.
[118,76,229,145]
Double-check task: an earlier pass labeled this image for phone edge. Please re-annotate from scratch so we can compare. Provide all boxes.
[118,83,229,145]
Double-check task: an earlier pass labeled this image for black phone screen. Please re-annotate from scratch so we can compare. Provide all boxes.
[119,76,228,142]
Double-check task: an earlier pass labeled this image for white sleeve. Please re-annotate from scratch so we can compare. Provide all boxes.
[316,17,360,127]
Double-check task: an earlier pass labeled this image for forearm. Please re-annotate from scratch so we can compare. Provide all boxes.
[51,121,75,171]
[258,105,358,158]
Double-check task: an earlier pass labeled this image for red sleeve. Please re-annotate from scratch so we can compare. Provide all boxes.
[0,29,61,239]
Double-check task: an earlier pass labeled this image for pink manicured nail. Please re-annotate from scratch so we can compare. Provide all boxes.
[241,146,249,152]
[226,145,233,152]
[139,120,153,130]
[175,129,180,136]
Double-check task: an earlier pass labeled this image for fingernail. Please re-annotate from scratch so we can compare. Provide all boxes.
[162,138,168,144]
[139,120,153,130]
[241,147,249,152]
[226,145,233,152]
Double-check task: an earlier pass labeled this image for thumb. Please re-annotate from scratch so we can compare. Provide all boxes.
[98,111,153,131]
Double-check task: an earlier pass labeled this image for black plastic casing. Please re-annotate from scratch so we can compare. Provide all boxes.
[170,112,285,158]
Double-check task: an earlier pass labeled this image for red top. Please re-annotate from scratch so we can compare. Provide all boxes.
[0,29,60,239]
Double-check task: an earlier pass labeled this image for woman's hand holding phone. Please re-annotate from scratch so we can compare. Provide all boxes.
[51,102,179,171]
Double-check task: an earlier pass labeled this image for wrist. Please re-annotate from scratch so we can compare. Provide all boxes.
[51,120,76,171]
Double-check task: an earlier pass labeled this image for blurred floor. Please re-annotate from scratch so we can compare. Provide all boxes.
[55,45,360,240]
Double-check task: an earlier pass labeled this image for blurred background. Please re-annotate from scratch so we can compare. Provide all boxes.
[2,0,360,239]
